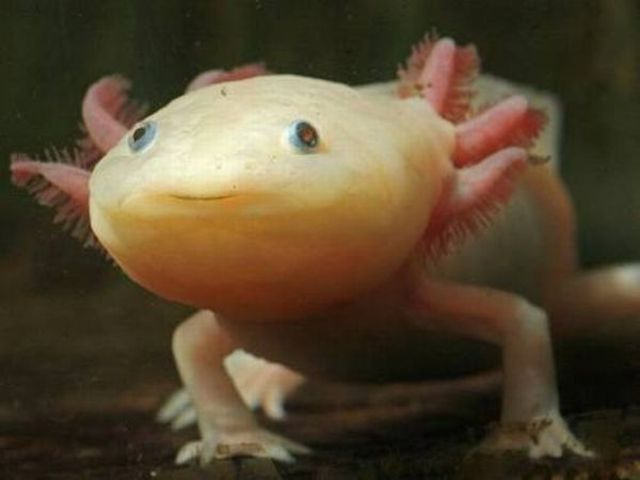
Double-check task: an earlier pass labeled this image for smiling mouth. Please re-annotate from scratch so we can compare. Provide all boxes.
[169,194,238,202]
[120,191,242,211]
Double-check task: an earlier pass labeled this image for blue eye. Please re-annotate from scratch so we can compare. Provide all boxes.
[128,121,157,152]
[287,120,319,152]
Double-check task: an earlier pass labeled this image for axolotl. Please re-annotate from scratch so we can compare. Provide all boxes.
[11,35,640,465]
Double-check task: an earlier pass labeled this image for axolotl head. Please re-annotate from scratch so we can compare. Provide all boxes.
[89,75,454,319]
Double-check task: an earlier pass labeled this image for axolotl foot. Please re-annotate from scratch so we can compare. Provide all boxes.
[175,427,311,465]
[475,411,594,459]
[225,349,306,420]
[157,349,305,429]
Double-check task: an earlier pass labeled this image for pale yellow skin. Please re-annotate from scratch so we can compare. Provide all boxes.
[88,74,635,463]
[90,75,453,320]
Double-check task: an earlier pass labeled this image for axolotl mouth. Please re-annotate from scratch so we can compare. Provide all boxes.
[117,191,256,217]
[169,194,239,201]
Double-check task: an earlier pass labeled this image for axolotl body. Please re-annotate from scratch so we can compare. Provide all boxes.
[12,36,640,464]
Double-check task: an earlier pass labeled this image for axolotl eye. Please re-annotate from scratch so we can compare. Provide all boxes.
[286,120,319,152]
[128,120,158,153]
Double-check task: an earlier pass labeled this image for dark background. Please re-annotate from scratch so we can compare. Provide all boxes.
[1,1,639,477]
[2,0,640,266]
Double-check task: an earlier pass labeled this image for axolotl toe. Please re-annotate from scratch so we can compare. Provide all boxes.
[16,35,640,464]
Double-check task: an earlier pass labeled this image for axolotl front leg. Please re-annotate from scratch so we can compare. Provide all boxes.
[408,273,589,457]
[171,310,309,464]
[158,319,305,430]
